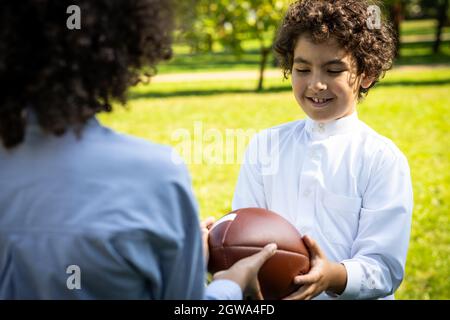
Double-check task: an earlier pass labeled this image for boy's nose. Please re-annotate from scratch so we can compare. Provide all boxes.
[308,77,327,92]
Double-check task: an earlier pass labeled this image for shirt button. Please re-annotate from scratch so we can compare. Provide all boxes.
[303,189,311,197]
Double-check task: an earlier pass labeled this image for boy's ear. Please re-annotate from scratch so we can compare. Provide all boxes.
[360,73,374,89]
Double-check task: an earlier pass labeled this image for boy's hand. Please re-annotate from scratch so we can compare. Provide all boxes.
[200,216,216,264]
[284,235,347,300]
[213,243,277,300]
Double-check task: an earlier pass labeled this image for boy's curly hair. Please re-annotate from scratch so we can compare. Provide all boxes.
[0,0,173,149]
[274,0,396,100]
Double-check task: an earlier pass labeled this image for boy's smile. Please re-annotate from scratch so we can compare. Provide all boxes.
[291,35,372,122]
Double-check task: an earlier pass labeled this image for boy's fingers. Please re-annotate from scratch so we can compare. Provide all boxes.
[245,278,264,300]
[303,235,324,258]
[243,243,277,270]
[212,270,225,280]
[283,284,309,300]
[254,290,264,300]
[201,216,216,229]
[293,273,318,285]
[206,216,216,226]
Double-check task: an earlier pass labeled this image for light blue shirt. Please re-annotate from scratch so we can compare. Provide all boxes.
[0,114,241,300]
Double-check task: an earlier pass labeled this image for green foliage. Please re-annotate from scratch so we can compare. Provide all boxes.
[419,0,450,18]
[176,0,292,89]
[178,0,290,55]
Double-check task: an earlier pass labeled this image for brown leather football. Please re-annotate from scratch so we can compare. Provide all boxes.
[207,207,310,300]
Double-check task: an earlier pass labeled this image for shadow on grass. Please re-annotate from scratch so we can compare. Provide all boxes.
[396,40,450,65]
[128,85,291,100]
[379,79,450,86]
[158,48,264,73]
[396,53,450,65]
[129,78,450,100]
[159,40,450,73]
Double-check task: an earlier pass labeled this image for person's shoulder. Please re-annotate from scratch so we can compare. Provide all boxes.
[265,119,304,135]
[250,119,304,145]
[358,121,409,166]
[90,124,189,183]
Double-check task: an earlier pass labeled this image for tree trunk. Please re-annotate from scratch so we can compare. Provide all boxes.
[257,47,270,92]
[206,33,213,53]
[433,0,449,54]
[390,1,403,58]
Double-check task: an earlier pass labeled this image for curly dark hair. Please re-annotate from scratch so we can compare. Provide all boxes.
[274,0,396,100]
[0,0,173,149]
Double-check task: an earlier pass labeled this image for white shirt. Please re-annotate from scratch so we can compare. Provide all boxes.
[232,112,413,300]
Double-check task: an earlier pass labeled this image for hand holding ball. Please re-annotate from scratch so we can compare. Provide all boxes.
[207,208,310,300]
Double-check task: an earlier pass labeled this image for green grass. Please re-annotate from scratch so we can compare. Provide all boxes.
[401,19,450,37]
[397,40,450,65]
[99,67,450,300]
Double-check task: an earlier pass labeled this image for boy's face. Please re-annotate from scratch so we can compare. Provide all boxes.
[291,35,372,122]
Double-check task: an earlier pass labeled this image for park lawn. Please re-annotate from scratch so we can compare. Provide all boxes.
[400,19,450,37]
[99,67,450,300]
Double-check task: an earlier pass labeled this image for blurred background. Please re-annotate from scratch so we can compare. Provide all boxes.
[99,0,450,299]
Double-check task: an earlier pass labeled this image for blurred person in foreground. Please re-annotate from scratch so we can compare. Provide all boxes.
[0,0,276,299]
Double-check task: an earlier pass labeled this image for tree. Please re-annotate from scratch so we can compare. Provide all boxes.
[433,0,449,54]
[385,0,405,58]
[175,0,217,53]
[240,1,290,91]
[180,0,290,91]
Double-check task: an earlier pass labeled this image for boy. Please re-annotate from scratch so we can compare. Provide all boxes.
[232,0,413,300]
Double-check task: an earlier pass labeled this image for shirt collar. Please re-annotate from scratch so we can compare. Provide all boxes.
[26,108,101,134]
[305,111,360,140]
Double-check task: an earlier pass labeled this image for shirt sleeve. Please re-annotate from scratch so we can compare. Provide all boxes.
[158,164,207,299]
[163,162,244,300]
[204,280,243,300]
[337,149,413,299]
[112,159,207,299]
[112,155,247,300]
[232,134,268,210]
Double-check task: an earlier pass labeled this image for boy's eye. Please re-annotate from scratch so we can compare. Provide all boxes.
[295,69,310,73]
[327,70,345,74]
